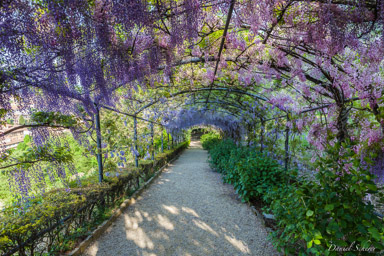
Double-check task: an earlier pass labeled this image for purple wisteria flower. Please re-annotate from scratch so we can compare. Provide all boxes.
[144,151,151,160]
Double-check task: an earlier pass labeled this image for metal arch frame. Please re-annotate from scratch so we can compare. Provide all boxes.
[185,99,252,115]
[182,102,244,118]
[134,87,267,115]
[188,99,267,124]
[102,86,341,126]
[164,110,244,133]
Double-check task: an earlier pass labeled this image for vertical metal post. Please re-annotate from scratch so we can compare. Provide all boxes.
[247,124,251,146]
[151,123,154,160]
[161,126,164,153]
[260,119,265,153]
[134,116,138,167]
[168,133,170,150]
[285,114,290,171]
[95,105,103,183]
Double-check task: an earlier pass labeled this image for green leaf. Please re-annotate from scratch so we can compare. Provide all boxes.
[368,227,381,241]
[367,184,378,192]
[361,239,372,248]
[306,210,314,217]
[325,204,334,211]
[307,240,313,248]
[333,239,348,247]
[312,230,323,239]
[335,231,344,239]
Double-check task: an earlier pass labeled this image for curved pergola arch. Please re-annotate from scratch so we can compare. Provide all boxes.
[134,87,269,116]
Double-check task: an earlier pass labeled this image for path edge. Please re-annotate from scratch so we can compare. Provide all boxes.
[66,150,185,256]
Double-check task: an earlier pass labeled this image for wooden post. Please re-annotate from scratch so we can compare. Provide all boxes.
[95,105,103,183]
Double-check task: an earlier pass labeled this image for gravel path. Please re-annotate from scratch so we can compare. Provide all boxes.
[83,140,279,256]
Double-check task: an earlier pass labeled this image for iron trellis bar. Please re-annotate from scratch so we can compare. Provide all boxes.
[195,87,267,101]
[167,132,170,150]
[260,118,265,153]
[185,100,248,111]
[284,113,290,171]
[95,104,104,183]
[151,123,155,160]
[100,104,161,125]
[133,116,139,167]
[134,87,267,115]
[255,97,361,123]
[161,126,164,153]
[158,56,216,70]
[180,105,243,118]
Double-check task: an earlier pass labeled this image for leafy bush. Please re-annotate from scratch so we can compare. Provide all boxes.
[201,132,221,150]
[221,146,250,186]
[206,139,384,255]
[207,139,292,202]
[207,139,237,173]
[234,152,292,202]
[264,143,384,256]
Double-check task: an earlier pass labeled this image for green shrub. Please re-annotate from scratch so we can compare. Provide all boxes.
[207,139,237,173]
[264,143,384,255]
[208,139,292,202]
[221,146,249,186]
[206,139,384,255]
[201,132,221,150]
[234,152,292,202]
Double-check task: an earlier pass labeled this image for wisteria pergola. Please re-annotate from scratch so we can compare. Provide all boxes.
[1,0,384,187]
[2,1,384,255]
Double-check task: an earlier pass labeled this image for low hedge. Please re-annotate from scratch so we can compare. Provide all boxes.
[0,141,189,256]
